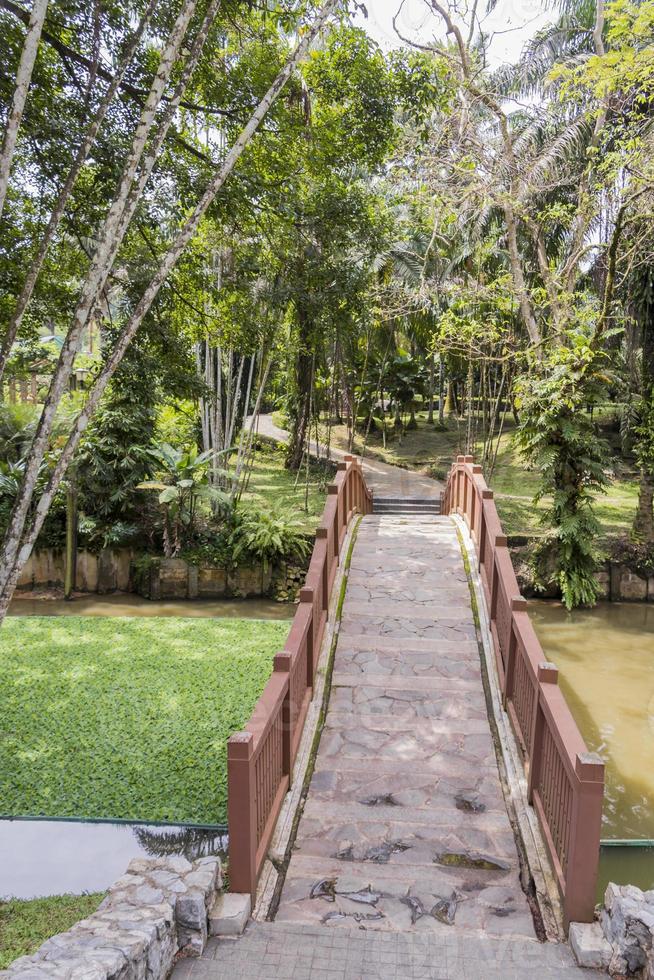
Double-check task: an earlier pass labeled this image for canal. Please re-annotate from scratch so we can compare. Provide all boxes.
[8,593,295,620]
[531,600,654,896]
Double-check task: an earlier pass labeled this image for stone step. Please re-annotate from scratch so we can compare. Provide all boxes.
[298,800,517,840]
[373,507,442,514]
[372,497,442,504]
[331,671,480,691]
[208,892,251,937]
[276,859,535,938]
[307,766,508,811]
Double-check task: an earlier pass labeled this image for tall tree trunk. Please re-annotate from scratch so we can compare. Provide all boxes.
[427,352,435,423]
[287,307,312,471]
[633,470,654,543]
[0,0,340,620]
[438,356,445,425]
[63,483,77,601]
[0,0,202,603]
[0,0,159,382]
[0,0,49,222]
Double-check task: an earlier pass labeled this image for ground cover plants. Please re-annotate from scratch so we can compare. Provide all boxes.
[0,894,105,969]
[0,616,288,824]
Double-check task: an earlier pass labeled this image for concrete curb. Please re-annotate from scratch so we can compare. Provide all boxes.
[453,514,566,942]
[252,517,360,921]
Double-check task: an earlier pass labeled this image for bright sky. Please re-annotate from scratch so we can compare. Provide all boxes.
[355,0,551,67]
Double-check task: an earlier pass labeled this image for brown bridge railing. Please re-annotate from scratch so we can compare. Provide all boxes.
[227,456,372,901]
[442,455,604,929]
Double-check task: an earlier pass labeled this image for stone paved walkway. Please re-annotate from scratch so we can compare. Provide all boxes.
[174,515,598,978]
[248,414,442,498]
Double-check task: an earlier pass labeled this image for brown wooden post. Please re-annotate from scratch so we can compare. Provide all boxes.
[470,465,482,537]
[527,662,559,801]
[344,454,354,518]
[342,460,351,517]
[478,489,493,570]
[227,731,257,900]
[503,598,528,704]
[273,652,293,785]
[316,528,329,609]
[489,535,507,619]
[564,752,605,928]
[327,485,339,561]
[299,587,315,685]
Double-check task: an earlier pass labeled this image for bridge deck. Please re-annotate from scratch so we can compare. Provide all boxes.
[275,516,534,936]
[174,515,596,978]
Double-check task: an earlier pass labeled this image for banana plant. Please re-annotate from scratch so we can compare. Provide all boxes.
[138,444,232,557]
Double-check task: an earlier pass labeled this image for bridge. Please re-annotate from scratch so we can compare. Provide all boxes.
[175,456,605,979]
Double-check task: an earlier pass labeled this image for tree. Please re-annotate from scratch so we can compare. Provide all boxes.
[388,0,654,603]
[0,0,341,621]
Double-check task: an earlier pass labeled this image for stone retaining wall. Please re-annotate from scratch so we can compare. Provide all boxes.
[512,547,654,602]
[16,549,307,601]
[0,855,222,980]
[17,549,133,594]
[601,883,654,977]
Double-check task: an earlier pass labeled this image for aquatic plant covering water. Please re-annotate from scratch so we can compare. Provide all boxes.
[0,616,287,823]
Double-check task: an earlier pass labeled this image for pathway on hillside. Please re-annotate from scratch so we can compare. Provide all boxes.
[174,513,596,978]
[249,413,442,498]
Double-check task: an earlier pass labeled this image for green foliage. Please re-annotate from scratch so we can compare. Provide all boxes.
[0,894,105,969]
[230,508,311,568]
[611,536,654,577]
[240,443,331,533]
[634,391,654,474]
[515,340,613,607]
[0,616,287,823]
[138,444,231,557]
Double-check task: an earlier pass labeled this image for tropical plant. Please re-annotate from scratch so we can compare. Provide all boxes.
[138,444,231,558]
[229,507,310,568]
[514,339,613,607]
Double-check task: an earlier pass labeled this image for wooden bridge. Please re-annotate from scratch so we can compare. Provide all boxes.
[180,456,606,979]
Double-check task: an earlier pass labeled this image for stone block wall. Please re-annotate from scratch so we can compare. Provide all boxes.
[17,548,133,594]
[142,559,273,600]
[512,546,654,603]
[0,855,222,980]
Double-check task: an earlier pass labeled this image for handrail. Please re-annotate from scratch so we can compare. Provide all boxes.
[227,455,373,901]
[442,455,604,930]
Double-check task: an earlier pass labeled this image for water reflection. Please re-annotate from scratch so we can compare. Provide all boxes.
[132,824,227,861]
[0,819,227,900]
[8,593,294,620]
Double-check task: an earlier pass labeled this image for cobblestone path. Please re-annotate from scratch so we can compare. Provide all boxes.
[174,516,598,978]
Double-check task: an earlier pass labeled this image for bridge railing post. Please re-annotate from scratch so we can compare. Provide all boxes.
[227,732,257,900]
[564,753,605,929]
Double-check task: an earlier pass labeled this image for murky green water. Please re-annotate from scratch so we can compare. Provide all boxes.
[530,601,654,894]
[8,593,295,620]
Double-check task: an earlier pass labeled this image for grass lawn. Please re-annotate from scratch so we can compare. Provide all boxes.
[0,893,104,969]
[240,442,331,534]
[0,616,288,824]
[320,412,638,545]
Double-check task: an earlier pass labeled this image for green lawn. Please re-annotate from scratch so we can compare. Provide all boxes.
[322,413,638,545]
[240,443,331,533]
[0,893,105,969]
[0,616,288,824]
